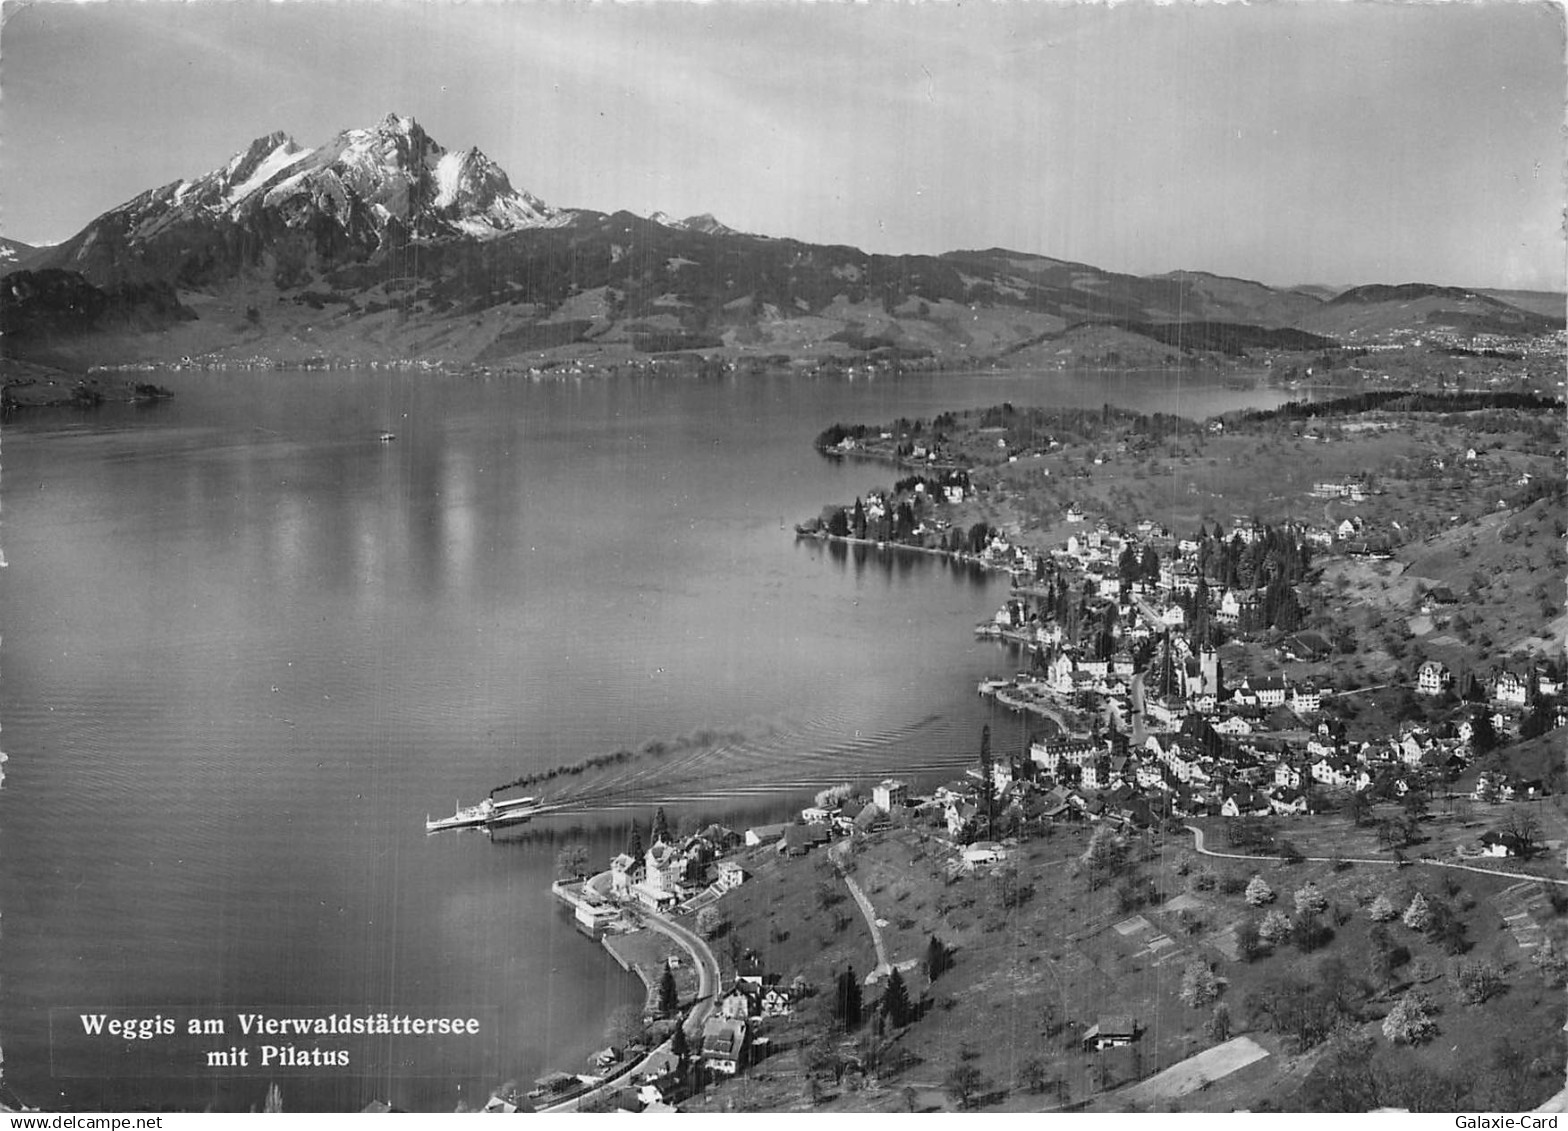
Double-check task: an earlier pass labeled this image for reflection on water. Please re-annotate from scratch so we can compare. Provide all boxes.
[0,368,1299,1110]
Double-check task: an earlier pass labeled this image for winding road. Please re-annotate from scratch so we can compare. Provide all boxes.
[538,902,723,1113]
[831,843,892,974]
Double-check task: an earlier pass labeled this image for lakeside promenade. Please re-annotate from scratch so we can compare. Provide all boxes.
[540,873,721,1113]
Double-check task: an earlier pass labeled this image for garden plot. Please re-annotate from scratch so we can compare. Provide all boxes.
[1494,879,1551,951]
[1111,912,1181,964]
[1119,1035,1270,1105]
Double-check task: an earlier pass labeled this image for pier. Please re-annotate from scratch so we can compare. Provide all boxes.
[537,877,723,1114]
[551,878,622,937]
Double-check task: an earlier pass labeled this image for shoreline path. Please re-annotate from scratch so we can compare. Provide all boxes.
[539,874,722,1113]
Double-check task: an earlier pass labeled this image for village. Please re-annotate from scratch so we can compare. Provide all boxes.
[965,508,1565,850]
[509,388,1567,1114]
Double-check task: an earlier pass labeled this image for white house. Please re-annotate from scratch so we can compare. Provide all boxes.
[872,779,908,812]
[1417,661,1450,697]
[1311,757,1353,788]
[701,1017,748,1076]
[609,852,641,899]
[1248,677,1288,709]
[1493,671,1529,707]
[1218,590,1244,624]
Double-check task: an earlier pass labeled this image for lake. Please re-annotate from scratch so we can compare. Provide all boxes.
[0,365,1300,1111]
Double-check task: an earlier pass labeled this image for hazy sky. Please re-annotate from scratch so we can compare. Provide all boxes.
[2,0,1563,290]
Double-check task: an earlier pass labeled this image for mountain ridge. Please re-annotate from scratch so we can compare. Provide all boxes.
[4,114,1561,370]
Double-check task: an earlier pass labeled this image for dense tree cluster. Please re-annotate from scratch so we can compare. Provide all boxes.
[833,967,864,1031]
[1243,390,1564,425]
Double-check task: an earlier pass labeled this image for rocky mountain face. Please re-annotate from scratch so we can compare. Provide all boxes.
[3,114,1560,369]
[31,114,574,291]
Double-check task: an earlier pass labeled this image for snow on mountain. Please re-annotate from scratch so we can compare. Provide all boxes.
[432,145,565,236]
[224,138,308,208]
[649,211,738,237]
[69,114,571,269]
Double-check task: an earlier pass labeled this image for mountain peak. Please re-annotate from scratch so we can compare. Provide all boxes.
[649,211,736,236]
[376,112,421,136]
[40,115,573,287]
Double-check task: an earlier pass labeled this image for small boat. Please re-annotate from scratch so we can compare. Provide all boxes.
[378,431,397,443]
[426,794,541,834]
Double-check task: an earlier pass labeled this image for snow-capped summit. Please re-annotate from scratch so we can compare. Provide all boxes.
[431,146,557,235]
[678,213,735,237]
[649,211,738,237]
[253,114,568,238]
[45,114,574,286]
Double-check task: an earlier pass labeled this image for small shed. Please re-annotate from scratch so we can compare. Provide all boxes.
[1081,1016,1139,1051]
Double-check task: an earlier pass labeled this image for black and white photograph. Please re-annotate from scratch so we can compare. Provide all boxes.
[1,0,1564,1115]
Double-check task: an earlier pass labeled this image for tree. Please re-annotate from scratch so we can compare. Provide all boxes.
[1469,707,1498,755]
[1291,910,1330,953]
[1530,933,1568,987]
[670,1019,689,1061]
[1365,926,1406,989]
[1499,807,1543,856]
[1140,545,1161,584]
[1305,1026,1380,1111]
[1080,824,1129,887]
[1402,790,1430,823]
[606,1004,648,1049]
[658,965,679,1015]
[1017,1056,1051,1095]
[555,843,590,880]
[1245,874,1276,906]
[1428,902,1469,955]
[925,935,953,982]
[834,967,863,1031]
[988,862,1032,909]
[1259,909,1292,946]
[626,822,644,863]
[1118,544,1141,584]
[881,967,912,1027]
[695,906,727,939]
[1402,892,1432,932]
[1205,1002,1232,1043]
[1452,959,1505,1005]
[1342,791,1372,828]
[1180,959,1220,1008]
[1244,973,1348,1053]
[1381,990,1437,1046]
[944,1064,984,1110]
[1294,883,1329,916]
[1367,894,1399,923]
[652,807,671,845]
[815,879,846,910]
[1236,918,1263,963]
[815,782,853,810]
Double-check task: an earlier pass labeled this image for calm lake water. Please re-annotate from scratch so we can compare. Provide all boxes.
[0,366,1299,1111]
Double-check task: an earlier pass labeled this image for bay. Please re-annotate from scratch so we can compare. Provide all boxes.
[0,366,1301,1111]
